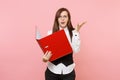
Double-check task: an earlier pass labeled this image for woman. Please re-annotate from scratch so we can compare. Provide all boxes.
[42,8,86,80]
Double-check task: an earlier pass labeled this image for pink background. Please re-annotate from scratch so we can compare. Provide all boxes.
[0,0,120,80]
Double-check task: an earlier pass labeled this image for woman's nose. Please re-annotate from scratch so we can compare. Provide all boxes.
[61,18,65,21]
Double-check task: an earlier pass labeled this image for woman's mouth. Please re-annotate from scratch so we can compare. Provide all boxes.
[61,22,65,24]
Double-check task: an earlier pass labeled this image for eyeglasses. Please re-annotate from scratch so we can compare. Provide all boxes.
[58,15,68,19]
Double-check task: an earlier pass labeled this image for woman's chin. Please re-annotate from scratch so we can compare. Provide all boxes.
[60,25,67,29]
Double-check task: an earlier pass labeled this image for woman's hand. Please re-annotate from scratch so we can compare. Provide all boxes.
[75,21,87,32]
[42,51,52,62]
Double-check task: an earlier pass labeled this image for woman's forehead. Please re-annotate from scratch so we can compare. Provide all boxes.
[60,11,68,15]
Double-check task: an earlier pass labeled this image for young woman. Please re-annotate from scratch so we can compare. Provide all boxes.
[42,8,86,80]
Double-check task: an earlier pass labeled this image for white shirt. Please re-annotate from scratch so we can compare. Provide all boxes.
[46,27,81,74]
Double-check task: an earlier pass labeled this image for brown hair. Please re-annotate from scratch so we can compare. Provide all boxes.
[52,8,74,41]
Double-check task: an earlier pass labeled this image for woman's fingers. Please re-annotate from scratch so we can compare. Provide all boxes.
[42,51,52,62]
[44,51,48,56]
[76,21,87,32]
[47,51,52,59]
[80,21,86,27]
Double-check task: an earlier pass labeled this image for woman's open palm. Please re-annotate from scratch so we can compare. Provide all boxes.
[75,21,87,32]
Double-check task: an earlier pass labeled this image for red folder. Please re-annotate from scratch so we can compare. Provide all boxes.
[36,30,73,61]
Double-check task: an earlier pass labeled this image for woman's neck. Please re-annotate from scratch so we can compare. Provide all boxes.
[59,26,67,30]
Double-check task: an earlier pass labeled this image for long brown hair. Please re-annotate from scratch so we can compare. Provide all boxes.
[52,8,74,41]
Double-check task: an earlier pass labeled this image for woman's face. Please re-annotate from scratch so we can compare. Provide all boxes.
[58,11,69,29]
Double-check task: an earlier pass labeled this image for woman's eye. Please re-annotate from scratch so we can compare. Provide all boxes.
[59,16,62,18]
[58,15,68,18]
[63,16,67,18]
